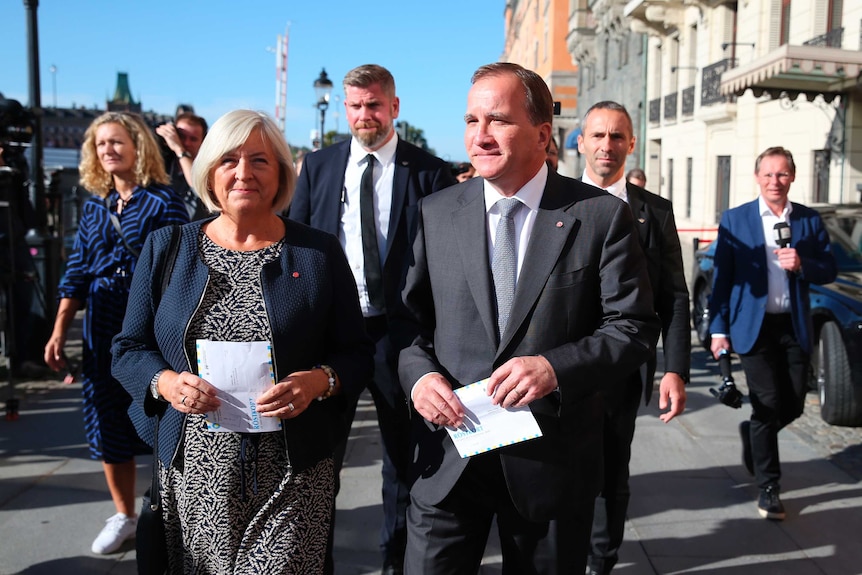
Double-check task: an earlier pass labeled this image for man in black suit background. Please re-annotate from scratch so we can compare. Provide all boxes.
[288,64,455,575]
[577,101,690,575]
[397,64,659,574]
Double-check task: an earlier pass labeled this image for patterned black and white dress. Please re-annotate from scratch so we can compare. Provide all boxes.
[161,232,333,574]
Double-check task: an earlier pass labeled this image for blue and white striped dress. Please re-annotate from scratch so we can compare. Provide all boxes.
[58,183,189,462]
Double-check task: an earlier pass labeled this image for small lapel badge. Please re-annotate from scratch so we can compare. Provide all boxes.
[292,272,300,278]
[638,218,646,224]
[556,221,564,228]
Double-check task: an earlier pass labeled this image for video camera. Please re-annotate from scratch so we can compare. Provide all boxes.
[709,349,743,408]
[0,94,35,169]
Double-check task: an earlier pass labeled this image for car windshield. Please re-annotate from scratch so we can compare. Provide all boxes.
[823,213,862,272]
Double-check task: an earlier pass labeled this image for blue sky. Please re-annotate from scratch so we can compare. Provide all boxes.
[2,1,505,162]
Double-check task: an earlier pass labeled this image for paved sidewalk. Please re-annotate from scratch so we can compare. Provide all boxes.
[2,337,862,574]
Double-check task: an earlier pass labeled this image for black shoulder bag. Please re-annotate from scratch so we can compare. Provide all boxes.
[137,224,181,575]
[104,196,141,258]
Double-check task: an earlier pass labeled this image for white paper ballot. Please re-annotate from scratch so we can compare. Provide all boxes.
[446,378,543,458]
[195,340,281,433]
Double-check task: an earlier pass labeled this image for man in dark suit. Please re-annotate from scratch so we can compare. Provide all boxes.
[709,146,836,520]
[288,64,455,574]
[576,101,690,575]
[397,63,660,574]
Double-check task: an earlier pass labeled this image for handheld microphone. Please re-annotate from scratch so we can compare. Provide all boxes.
[773,222,791,248]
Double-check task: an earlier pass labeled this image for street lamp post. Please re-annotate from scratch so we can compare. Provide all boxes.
[50,64,56,108]
[313,68,333,148]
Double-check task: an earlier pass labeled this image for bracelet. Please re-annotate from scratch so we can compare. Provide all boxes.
[149,369,167,401]
[315,364,336,401]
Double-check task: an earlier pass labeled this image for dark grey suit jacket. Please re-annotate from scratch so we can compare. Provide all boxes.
[625,182,690,403]
[397,171,660,522]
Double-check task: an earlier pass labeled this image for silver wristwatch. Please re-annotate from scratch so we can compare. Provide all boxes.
[150,369,166,400]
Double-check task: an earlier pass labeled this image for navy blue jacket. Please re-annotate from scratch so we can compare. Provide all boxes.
[111,217,374,470]
[709,199,837,355]
[289,137,456,323]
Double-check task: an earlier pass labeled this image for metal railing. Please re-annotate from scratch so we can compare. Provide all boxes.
[701,58,737,106]
[803,27,843,48]
[649,98,661,123]
[682,86,695,115]
[664,92,678,121]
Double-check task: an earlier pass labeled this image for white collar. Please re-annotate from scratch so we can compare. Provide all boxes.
[483,163,547,213]
[350,133,398,167]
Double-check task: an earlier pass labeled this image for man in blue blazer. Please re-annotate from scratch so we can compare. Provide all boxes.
[577,101,690,575]
[289,64,455,575]
[709,146,836,520]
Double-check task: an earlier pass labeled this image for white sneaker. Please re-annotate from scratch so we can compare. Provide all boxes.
[91,513,137,554]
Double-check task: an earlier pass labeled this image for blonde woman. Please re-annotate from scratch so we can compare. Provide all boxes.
[44,111,189,554]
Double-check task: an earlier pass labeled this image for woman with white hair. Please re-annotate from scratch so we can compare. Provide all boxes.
[112,109,373,573]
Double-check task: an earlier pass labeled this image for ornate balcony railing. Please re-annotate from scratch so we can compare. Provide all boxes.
[803,27,843,48]
[682,86,695,115]
[664,92,678,121]
[649,98,661,123]
[701,58,737,106]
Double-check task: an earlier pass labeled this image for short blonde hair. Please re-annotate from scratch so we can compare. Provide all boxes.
[79,112,169,198]
[192,110,295,213]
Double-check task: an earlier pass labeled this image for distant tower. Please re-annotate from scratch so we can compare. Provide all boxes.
[107,72,141,113]
[274,25,289,134]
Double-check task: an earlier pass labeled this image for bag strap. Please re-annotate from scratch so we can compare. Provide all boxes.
[149,224,181,512]
[104,196,141,259]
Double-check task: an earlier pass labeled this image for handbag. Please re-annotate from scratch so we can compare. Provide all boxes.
[136,224,181,575]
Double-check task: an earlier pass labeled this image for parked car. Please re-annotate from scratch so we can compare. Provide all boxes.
[691,204,862,427]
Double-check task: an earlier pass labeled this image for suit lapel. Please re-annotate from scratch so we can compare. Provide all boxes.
[626,184,649,248]
[387,141,410,264]
[323,143,351,235]
[499,180,577,353]
[452,181,498,346]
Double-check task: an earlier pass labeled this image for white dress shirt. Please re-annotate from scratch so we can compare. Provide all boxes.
[582,172,628,204]
[758,195,792,314]
[484,163,547,281]
[340,135,398,317]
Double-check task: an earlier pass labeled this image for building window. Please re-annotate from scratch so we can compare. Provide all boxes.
[780,0,791,46]
[621,33,629,66]
[828,0,842,32]
[686,157,693,219]
[716,156,732,223]
[667,158,674,202]
[813,149,830,202]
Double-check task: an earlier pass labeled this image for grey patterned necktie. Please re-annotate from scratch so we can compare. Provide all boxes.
[492,198,521,339]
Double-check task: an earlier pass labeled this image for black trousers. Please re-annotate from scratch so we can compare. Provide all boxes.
[326,314,411,573]
[588,375,642,574]
[405,454,593,575]
[739,313,809,489]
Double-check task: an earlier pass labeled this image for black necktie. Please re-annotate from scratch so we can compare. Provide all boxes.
[360,154,385,310]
